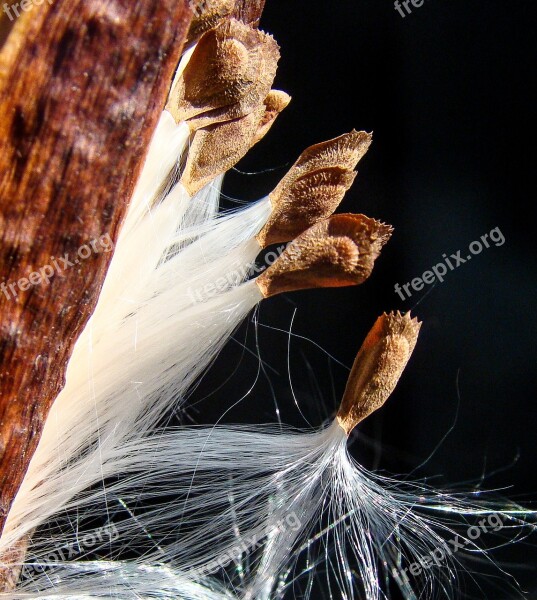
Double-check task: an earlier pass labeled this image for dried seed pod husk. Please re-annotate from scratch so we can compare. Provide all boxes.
[256,213,392,297]
[0,533,30,591]
[337,311,422,436]
[257,131,372,247]
[181,105,265,195]
[168,18,280,128]
[252,89,291,145]
[181,89,289,194]
[186,0,236,46]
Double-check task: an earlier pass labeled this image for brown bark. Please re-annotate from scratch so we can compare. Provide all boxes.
[232,0,266,27]
[0,0,193,536]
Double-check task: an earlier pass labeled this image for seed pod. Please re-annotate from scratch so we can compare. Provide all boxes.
[337,311,422,435]
[256,213,392,297]
[257,131,372,247]
[169,18,280,129]
[181,90,290,194]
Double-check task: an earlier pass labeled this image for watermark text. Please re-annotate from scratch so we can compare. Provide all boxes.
[1,233,114,302]
[394,226,505,301]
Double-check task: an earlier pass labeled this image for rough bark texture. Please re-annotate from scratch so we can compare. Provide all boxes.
[232,0,266,27]
[0,0,193,536]
[0,5,16,49]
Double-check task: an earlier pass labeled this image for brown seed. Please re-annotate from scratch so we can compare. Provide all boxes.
[181,105,265,195]
[251,89,291,145]
[257,131,372,247]
[186,0,237,47]
[336,311,422,436]
[256,214,392,297]
[168,18,280,129]
[181,89,289,194]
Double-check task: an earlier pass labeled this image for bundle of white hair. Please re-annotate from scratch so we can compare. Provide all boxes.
[0,12,533,600]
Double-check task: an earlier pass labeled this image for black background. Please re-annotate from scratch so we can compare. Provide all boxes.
[192,1,537,597]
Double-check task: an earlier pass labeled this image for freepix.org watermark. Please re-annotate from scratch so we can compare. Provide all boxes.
[190,511,301,578]
[2,0,53,21]
[394,0,430,19]
[187,244,286,304]
[4,523,119,588]
[394,226,505,301]
[0,233,114,301]
[401,513,506,578]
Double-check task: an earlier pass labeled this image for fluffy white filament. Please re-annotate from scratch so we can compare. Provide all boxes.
[1,106,271,559]
[11,421,534,599]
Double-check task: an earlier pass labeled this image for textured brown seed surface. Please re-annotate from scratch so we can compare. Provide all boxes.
[252,89,291,145]
[337,312,421,436]
[232,0,266,26]
[186,0,237,46]
[257,214,392,297]
[257,131,372,247]
[168,18,279,129]
[181,89,289,194]
[181,105,266,195]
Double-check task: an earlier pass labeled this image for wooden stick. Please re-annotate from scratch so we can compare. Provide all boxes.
[0,0,193,538]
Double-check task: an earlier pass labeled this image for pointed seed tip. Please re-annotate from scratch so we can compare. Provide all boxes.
[265,90,291,109]
[384,310,422,327]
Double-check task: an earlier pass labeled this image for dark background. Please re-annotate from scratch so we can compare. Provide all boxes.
[192,1,537,597]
